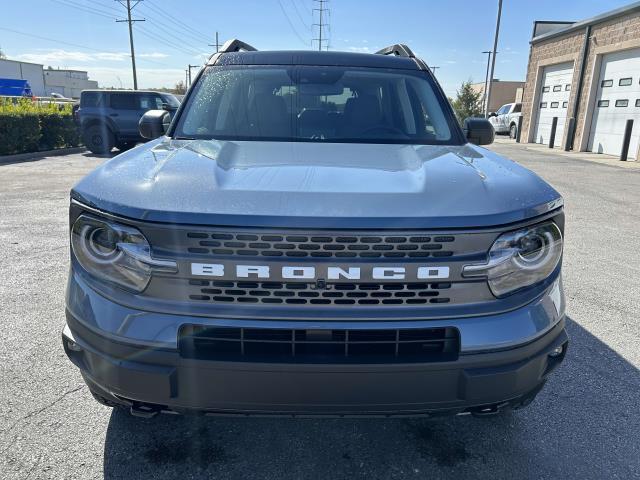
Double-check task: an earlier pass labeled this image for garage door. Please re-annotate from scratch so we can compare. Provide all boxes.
[533,62,574,147]
[588,48,640,160]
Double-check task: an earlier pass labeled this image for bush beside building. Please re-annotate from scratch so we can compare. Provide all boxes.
[0,99,81,155]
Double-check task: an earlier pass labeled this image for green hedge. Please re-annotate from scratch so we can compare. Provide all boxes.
[0,99,81,155]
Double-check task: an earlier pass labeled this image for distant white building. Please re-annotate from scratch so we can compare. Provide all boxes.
[0,58,98,98]
[0,59,46,96]
[43,68,98,98]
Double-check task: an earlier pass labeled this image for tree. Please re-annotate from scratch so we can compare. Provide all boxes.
[451,80,483,124]
[174,80,186,95]
[0,48,6,59]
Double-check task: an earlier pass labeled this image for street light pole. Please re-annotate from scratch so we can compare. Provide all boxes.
[484,0,503,118]
[482,50,492,114]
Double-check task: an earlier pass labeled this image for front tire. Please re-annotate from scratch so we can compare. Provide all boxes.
[83,125,115,154]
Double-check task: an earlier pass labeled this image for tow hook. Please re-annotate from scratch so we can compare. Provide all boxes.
[471,401,510,418]
[130,402,162,418]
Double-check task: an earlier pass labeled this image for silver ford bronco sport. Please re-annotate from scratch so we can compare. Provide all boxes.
[63,41,567,418]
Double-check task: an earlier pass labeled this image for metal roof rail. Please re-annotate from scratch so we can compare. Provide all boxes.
[219,39,258,53]
[375,44,416,58]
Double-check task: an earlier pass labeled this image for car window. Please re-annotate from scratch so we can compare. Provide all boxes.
[512,103,522,113]
[174,65,457,145]
[110,93,138,110]
[139,94,164,110]
[497,104,510,115]
[81,92,105,107]
[160,93,181,108]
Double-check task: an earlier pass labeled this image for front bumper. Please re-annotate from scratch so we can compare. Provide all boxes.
[63,312,567,417]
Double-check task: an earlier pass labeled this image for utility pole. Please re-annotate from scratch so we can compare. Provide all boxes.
[187,64,200,86]
[484,0,502,118]
[430,66,440,76]
[481,50,493,114]
[208,31,222,53]
[313,0,329,51]
[116,0,145,90]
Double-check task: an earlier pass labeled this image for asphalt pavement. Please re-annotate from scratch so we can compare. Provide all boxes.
[1,141,639,479]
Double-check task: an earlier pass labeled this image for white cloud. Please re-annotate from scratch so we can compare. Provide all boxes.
[67,66,185,89]
[17,50,97,64]
[15,49,168,65]
[138,52,169,59]
[445,60,457,64]
[347,46,371,53]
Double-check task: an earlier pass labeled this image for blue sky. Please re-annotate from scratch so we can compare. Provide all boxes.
[0,0,633,95]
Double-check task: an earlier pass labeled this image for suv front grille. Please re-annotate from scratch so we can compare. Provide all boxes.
[178,325,460,363]
[185,231,456,259]
[187,280,454,306]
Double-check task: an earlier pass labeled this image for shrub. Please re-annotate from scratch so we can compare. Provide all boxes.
[0,98,80,155]
[0,113,40,155]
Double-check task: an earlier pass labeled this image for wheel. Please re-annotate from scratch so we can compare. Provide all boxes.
[116,141,136,152]
[83,124,115,154]
[509,123,518,139]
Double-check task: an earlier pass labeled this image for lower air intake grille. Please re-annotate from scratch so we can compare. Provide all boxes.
[178,325,460,364]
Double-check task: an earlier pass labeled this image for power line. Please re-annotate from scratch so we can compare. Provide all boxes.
[290,0,311,30]
[50,0,117,19]
[277,0,309,46]
[312,0,329,51]
[136,25,201,57]
[137,2,212,46]
[134,12,204,55]
[115,0,145,90]
[143,0,213,44]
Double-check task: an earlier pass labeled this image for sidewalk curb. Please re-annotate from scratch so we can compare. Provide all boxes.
[0,147,87,165]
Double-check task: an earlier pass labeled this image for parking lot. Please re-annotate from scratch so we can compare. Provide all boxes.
[1,142,639,479]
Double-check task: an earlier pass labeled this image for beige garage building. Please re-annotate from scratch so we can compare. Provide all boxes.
[521,2,640,160]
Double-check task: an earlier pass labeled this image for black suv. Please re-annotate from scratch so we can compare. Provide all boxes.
[77,90,180,154]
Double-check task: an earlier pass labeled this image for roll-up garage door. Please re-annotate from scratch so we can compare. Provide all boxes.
[533,62,574,147]
[588,48,640,160]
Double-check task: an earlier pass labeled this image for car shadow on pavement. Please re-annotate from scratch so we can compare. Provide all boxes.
[102,317,640,480]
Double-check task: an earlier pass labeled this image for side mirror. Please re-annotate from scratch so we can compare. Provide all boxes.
[139,110,170,140]
[463,117,495,145]
[488,112,497,117]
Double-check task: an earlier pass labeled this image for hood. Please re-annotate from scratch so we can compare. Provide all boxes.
[71,138,562,229]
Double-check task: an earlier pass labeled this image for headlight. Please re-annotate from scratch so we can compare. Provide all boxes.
[463,221,562,297]
[71,214,177,292]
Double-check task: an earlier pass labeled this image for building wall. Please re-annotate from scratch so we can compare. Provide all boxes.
[43,69,98,98]
[0,59,45,96]
[522,8,640,150]
[471,81,524,112]
[0,59,97,98]
[520,30,584,145]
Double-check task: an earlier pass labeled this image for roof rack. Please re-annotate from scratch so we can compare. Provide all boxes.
[375,44,416,58]
[218,39,258,53]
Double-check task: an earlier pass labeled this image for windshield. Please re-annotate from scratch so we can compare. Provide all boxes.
[173,65,459,144]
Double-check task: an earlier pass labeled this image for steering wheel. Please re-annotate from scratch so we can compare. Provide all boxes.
[361,125,406,137]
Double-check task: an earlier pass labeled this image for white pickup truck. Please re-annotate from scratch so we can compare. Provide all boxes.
[489,102,522,139]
